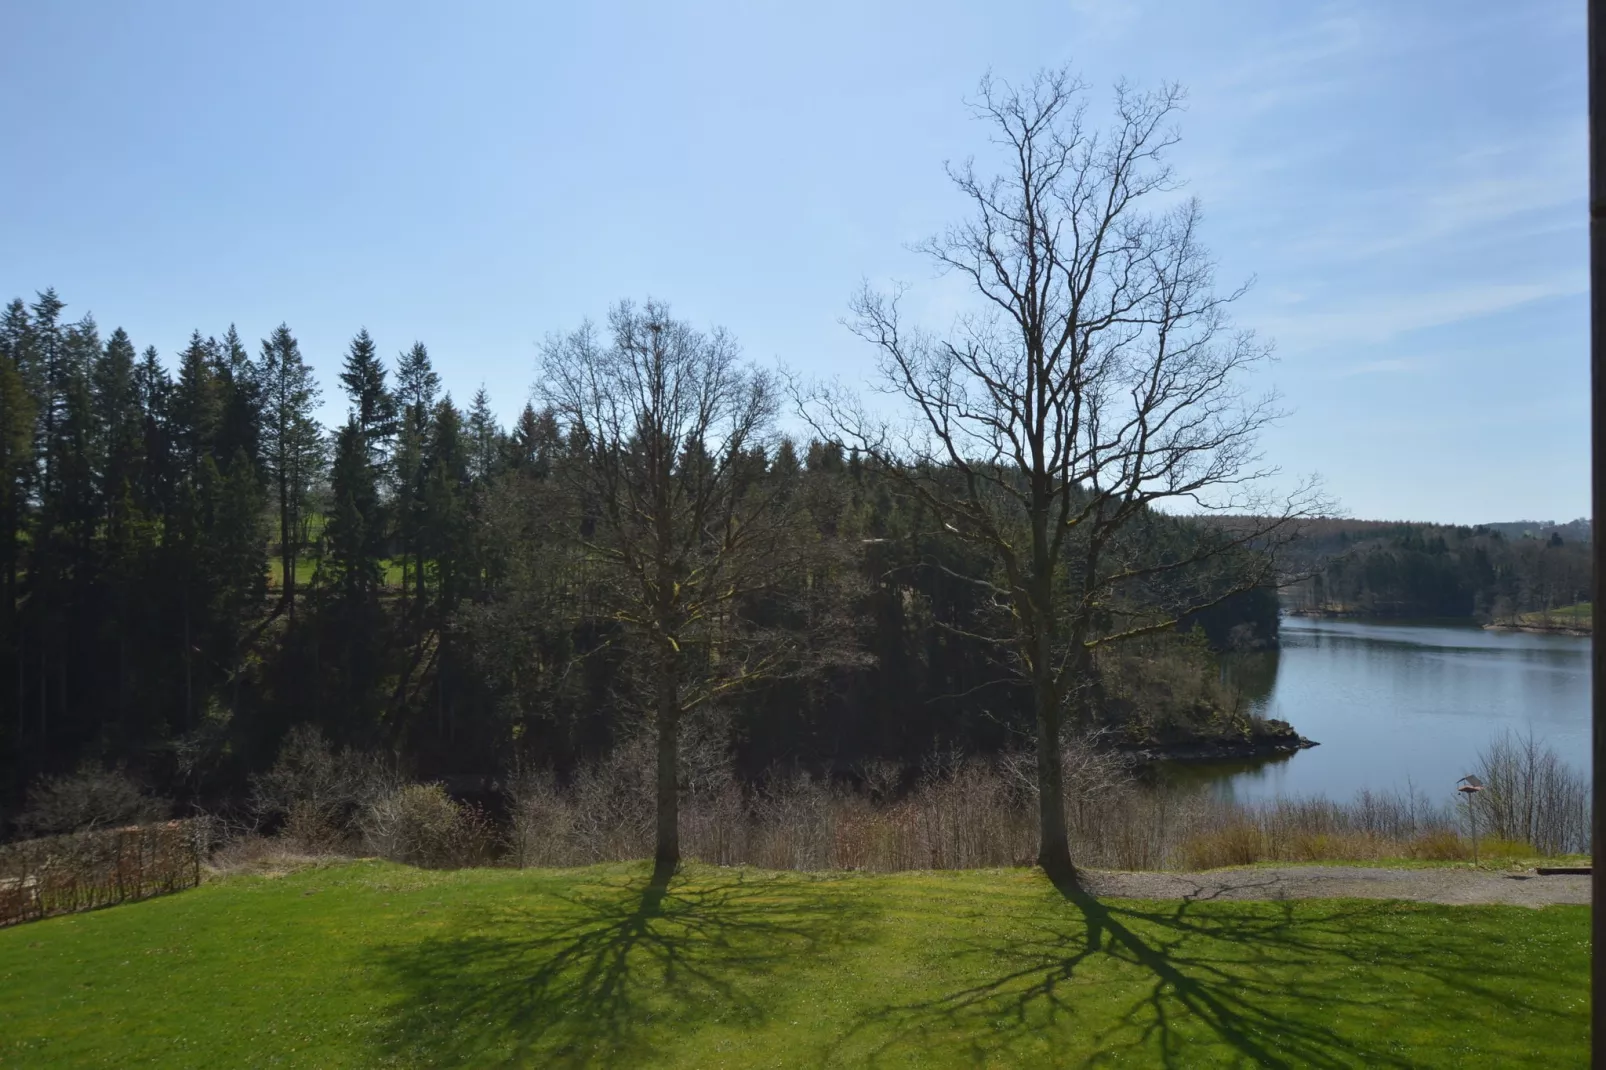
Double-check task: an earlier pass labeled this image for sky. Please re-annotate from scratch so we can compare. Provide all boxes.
[0,0,1587,525]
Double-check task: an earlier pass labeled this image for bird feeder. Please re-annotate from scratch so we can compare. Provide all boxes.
[1456,776,1484,865]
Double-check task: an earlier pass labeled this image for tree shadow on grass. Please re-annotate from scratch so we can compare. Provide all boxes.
[372,865,874,1068]
[835,870,1583,1068]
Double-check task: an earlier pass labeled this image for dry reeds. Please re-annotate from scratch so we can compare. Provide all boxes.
[229,729,1590,875]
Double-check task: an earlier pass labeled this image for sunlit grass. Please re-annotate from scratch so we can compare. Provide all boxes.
[1515,602,1591,629]
[266,557,408,590]
[0,861,1585,1068]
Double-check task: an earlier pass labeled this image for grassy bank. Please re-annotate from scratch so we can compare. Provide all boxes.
[0,861,1586,1067]
[1509,602,1592,633]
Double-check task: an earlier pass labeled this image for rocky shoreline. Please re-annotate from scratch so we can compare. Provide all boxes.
[1119,720,1319,764]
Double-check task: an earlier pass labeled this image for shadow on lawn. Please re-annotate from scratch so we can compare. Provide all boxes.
[835,870,1578,1069]
[373,866,873,1068]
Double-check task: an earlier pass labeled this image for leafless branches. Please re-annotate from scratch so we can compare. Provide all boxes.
[539,300,835,878]
[805,67,1328,875]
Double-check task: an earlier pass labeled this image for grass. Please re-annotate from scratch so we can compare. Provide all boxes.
[267,556,409,590]
[0,861,1587,1068]
[1513,602,1591,630]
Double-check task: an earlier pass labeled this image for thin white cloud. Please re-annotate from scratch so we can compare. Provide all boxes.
[1256,274,1587,351]
[1334,357,1426,377]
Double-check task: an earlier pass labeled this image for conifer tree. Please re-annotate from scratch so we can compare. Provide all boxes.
[216,325,263,480]
[326,419,384,602]
[394,343,439,620]
[466,385,501,484]
[171,331,222,469]
[28,290,66,502]
[0,344,33,739]
[260,325,323,621]
[339,329,395,463]
[92,328,143,524]
[134,345,171,515]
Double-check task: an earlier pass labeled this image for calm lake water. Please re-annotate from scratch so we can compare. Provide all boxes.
[1191,616,1591,803]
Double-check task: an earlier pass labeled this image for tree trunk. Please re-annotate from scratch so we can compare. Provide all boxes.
[38,625,46,742]
[653,644,680,884]
[182,596,193,732]
[281,486,295,625]
[1029,480,1075,879]
[1033,637,1073,879]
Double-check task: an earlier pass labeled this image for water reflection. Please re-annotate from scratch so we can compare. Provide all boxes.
[1178,616,1592,803]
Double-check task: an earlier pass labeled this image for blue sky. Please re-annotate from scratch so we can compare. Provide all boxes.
[0,1,1586,525]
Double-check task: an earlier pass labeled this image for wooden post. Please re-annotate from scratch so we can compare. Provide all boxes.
[1589,2,1605,1063]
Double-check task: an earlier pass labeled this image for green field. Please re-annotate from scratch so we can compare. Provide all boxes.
[1517,602,1593,630]
[0,861,1586,1068]
[267,556,408,590]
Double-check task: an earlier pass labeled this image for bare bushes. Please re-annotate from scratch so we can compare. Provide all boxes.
[359,784,495,868]
[1473,731,1590,856]
[230,725,1590,874]
[12,765,170,839]
[249,725,398,852]
[497,735,1583,874]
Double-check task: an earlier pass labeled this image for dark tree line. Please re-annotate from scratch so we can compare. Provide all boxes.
[0,286,1277,832]
[1286,518,1591,621]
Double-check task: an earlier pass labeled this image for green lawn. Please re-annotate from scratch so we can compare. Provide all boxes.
[267,557,408,590]
[0,861,1586,1068]
[1518,602,1593,629]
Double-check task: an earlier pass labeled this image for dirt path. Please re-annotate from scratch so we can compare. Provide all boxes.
[1082,866,1589,907]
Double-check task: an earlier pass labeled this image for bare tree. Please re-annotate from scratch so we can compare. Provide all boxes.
[540,300,804,883]
[808,69,1323,879]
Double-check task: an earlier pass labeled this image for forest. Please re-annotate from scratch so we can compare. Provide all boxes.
[0,288,1283,837]
[1284,517,1591,621]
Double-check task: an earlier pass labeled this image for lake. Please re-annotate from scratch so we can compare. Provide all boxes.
[1191,616,1591,804]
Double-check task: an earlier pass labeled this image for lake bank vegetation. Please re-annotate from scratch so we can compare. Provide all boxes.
[214,726,1590,877]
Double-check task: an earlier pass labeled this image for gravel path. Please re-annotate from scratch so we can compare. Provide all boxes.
[1081,866,1589,908]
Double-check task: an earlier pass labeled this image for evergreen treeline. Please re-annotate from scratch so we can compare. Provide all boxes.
[0,288,1275,824]
[1287,518,1592,620]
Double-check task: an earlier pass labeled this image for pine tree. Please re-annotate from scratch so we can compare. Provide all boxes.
[0,345,34,742]
[171,330,222,469]
[422,395,469,604]
[420,396,469,739]
[93,327,143,522]
[216,325,263,480]
[393,343,439,622]
[395,341,440,426]
[466,385,500,483]
[29,290,66,502]
[134,345,172,515]
[51,317,103,553]
[506,403,560,475]
[325,419,383,602]
[260,324,324,621]
[338,329,395,462]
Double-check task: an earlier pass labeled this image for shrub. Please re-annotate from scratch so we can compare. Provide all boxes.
[1181,823,1264,870]
[360,784,493,868]
[504,770,575,869]
[13,765,170,838]
[250,725,397,847]
[1406,830,1468,861]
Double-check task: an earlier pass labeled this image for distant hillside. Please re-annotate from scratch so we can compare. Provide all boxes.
[1480,518,1591,544]
[1273,517,1591,622]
